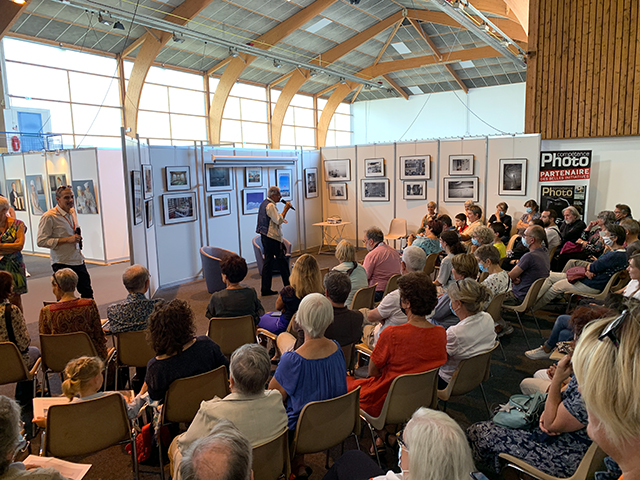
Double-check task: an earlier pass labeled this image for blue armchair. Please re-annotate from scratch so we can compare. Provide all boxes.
[252,236,292,277]
[200,246,236,294]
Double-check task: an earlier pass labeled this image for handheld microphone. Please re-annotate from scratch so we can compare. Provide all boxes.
[75,227,83,250]
[281,199,295,211]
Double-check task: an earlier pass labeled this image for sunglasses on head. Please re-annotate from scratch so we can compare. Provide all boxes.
[598,310,630,348]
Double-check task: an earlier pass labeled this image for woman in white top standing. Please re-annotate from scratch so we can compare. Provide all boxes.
[332,240,368,308]
[439,278,496,389]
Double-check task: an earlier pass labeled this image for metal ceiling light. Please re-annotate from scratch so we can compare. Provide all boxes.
[11,0,26,4]
[340,77,347,84]
[309,69,317,77]
[113,20,125,30]
[273,60,282,68]
[98,12,110,25]
[229,47,239,57]
[172,33,185,43]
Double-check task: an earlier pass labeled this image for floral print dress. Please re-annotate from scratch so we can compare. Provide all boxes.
[0,219,27,294]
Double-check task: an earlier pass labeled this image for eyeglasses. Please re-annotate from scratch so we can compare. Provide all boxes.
[598,309,630,348]
[52,272,61,288]
[397,429,408,452]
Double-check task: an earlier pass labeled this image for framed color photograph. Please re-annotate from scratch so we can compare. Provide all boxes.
[304,168,318,199]
[25,175,47,215]
[329,183,347,200]
[403,181,426,200]
[166,166,190,191]
[6,180,25,212]
[499,158,527,196]
[211,193,231,217]
[324,159,351,182]
[72,180,99,215]
[362,179,389,202]
[145,200,154,228]
[163,192,197,225]
[49,174,67,207]
[131,171,143,225]
[443,177,479,202]
[206,165,232,192]
[449,154,474,176]
[365,158,384,177]
[142,164,153,199]
[243,189,267,215]
[245,167,262,187]
[276,169,292,201]
[400,155,430,180]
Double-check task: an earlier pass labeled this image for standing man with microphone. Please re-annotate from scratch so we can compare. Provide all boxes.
[256,186,292,296]
[37,185,93,298]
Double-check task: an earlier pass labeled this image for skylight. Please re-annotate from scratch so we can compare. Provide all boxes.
[408,86,423,95]
[306,18,332,34]
[391,42,411,55]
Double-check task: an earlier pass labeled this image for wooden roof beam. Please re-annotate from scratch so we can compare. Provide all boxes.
[382,74,408,100]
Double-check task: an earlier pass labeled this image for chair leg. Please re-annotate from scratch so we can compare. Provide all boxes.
[158,431,166,480]
[325,450,330,470]
[479,383,492,418]
[529,310,544,339]
[361,417,381,468]
[351,432,360,451]
[497,339,507,362]
[514,311,531,349]
[130,425,140,480]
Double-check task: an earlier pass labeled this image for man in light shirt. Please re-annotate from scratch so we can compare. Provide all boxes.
[541,209,561,253]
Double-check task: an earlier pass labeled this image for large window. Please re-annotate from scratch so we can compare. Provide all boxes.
[319,99,353,147]
[217,80,270,148]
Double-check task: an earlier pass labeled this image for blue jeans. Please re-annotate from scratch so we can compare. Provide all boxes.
[544,314,573,349]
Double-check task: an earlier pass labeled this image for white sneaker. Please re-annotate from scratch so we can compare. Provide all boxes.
[525,346,551,360]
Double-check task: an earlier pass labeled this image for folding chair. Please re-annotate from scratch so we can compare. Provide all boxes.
[565,270,625,312]
[486,292,507,360]
[114,330,156,390]
[252,427,290,480]
[501,277,547,349]
[351,285,376,310]
[207,315,256,357]
[384,218,408,249]
[423,252,440,277]
[0,342,41,396]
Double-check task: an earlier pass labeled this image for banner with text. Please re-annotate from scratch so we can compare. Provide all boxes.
[540,184,587,217]
[539,150,592,182]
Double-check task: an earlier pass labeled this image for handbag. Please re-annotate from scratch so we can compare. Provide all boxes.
[493,392,547,429]
[560,241,583,255]
[566,266,588,284]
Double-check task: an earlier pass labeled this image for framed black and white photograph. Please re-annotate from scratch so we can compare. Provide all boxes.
[365,158,384,177]
[304,168,318,199]
[142,164,153,199]
[163,192,197,225]
[400,155,430,180]
[324,159,351,182]
[403,181,426,200]
[329,183,347,200]
[206,165,232,192]
[145,200,154,228]
[243,189,267,215]
[245,167,262,187]
[443,177,479,202]
[211,193,231,217]
[166,166,190,191]
[362,179,390,202]
[449,154,474,176]
[131,171,143,225]
[499,158,527,196]
[276,169,292,201]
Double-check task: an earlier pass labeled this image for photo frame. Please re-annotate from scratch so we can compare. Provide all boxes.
[166,166,190,191]
[72,180,99,215]
[304,168,318,199]
[163,192,197,225]
[362,178,389,202]
[6,180,25,211]
[365,158,385,177]
[449,154,474,176]
[25,175,47,215]
[403,181,426,200]
[443,177,479,202]
[329,183,347,200]
[243,189,267,215]
[49,174,67,207]
[211,193,231,217]
[206,165,233,192]
[276,169,292,201]
[324,159,351,182]
[145,200,154,228]
[142,164,153,199]
[131,171,143,225]
[245,167,262,187]
[400,155,430,180]
[499,158,527,196]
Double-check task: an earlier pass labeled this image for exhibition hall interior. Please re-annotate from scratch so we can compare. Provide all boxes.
[1,0,639,479]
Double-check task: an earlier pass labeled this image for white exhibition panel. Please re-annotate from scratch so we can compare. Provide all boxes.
[300,149,323,250]
[2,153,32,252]
[123,137,147,269]
[23,152,51,256]
[322,146,358,244]
[96,149,128,263]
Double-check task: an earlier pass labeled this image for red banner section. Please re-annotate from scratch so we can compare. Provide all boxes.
[539,168,591,182]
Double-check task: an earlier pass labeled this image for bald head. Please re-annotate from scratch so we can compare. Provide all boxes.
[122,264,150,293]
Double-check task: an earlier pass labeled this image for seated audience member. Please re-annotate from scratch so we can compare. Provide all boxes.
[439,279,495,388]
[460,205,484,244]
[170,344,287,478]
[408,219,443,256]
[487,202,512,243]
[470,225,494,253]
[558,206,587,248]
[620,218,640,258]
[468,352,590,477]
[258,254,323,335]
[417,202,438,232]
[454,213,468,234]
[489,222,507,259]
[205,254,264,325]
[534,224,628,311]
[323,407,476,480]
[107,264,162,333]
[541,209,561,253]
[576,210,616,258]
[269,293,347,478]
[515,199,541,235]
[505,225,550,305]
[475,245,512,336]
[431,254,479,330]
[349,272,446,438]
[521,307,614,391]
[572,303,640,480]
[39,268,107,359]
[619,253,640,300]
[614,203,632,223]
[178,420,253,480]
[332,240,368,308]
[434,231,466,290]
[361,247,426,349]
[143,299,228,402]
[437,213,455,232]
[0,395,71,480]
[362,227,402,302]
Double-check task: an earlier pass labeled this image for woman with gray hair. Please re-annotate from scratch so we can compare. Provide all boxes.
[0,395,70,479]
[332,240,368,308]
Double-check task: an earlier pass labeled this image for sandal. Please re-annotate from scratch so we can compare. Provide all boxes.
[289,466,312,479]
[369,433,385,456]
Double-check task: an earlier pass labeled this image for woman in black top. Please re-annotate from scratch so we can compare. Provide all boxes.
[487,202,512,243]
